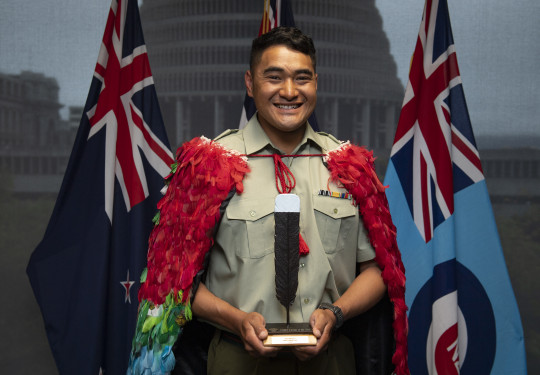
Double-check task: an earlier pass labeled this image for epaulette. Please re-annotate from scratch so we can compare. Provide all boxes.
[316,131,343,151]
[214,128,239,141]
[317,131,342,143]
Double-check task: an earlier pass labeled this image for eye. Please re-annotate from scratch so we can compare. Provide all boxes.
[296,76,312,83]
[265,75,281,81]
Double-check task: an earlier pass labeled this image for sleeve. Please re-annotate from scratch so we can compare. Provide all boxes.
[356,216,376,263]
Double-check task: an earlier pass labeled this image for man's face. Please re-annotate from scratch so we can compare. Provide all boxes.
[245,45,317,138]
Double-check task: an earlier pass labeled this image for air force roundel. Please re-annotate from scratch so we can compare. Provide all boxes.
[408,259,496,375]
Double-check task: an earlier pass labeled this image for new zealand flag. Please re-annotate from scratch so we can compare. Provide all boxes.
[27,1,174,374]
[384,0,527,373]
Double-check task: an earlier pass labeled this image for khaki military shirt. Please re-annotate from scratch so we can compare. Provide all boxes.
[205,115,375,326]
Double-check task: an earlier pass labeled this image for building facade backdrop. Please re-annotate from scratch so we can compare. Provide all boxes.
[0,0,538,204]
[139,0,404,160]
[0,71,74,194]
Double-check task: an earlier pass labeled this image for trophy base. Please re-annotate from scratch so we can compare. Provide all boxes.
[263,323,317,346]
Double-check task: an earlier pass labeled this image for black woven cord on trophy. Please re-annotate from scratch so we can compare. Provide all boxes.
[274,204,300,327]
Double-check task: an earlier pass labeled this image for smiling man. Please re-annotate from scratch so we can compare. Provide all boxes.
[244,41,318,154]
[130,26,408,375]
[175,27,402,375]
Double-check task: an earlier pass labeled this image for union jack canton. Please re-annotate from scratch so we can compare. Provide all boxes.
[389,0,484,243]
[88,0,173,221]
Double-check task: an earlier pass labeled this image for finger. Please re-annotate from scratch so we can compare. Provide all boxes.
[246,313,267,337]
[246,339,281,358]
[254,325,269,340]
[260,345,281,357]
[311,309,334,338]
[292,345,319,361]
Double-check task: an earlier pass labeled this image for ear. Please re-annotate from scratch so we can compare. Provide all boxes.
[245,70,254,98]
[314,73,318,91]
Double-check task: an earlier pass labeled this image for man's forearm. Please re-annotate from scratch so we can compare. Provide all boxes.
[191,282,246,335]
[332,260,387,321]
[192,282,281,357]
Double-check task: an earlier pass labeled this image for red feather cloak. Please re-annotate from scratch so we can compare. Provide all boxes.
[131,137,408,375]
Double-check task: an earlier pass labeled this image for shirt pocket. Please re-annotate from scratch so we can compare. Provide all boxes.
[226,198,275,259]
[313,195,357,254]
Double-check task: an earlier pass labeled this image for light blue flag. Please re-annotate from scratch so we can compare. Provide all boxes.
[383,0,527,373]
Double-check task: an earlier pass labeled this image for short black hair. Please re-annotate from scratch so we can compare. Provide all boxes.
[249,26,317,72]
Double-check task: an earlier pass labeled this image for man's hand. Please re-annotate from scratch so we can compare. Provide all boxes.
[292,308,335,361]
[192,284,280,358]
[239,312,281,358]
[292,260,386,361]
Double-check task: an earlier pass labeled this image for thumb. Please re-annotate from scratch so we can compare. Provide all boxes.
[310,314,323,338]
[311,309,333,338]
[248,314,268,339]
[255,324,268,340]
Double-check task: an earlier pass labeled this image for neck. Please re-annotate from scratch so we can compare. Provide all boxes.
[258,120,307,154]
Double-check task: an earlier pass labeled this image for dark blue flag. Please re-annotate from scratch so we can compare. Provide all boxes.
[384,0,526,373]
[26,0,174,374]
[238,0,319,131]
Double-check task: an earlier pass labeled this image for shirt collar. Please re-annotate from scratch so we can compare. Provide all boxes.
[243,113,327,155]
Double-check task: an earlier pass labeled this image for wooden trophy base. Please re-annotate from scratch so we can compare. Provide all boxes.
[263,323,317,346]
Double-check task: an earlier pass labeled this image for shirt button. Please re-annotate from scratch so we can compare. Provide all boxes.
[300,263,305,268]
[333,208,338,214]
[249,210,256,217]
[304,298,310,304]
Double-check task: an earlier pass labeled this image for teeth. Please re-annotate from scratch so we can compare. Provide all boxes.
[276,104,299,109]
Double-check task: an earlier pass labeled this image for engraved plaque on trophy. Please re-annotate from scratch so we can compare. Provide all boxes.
[263,194,316,347]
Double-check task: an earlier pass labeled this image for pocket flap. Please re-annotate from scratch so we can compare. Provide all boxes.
[313,195,356,219]
[226,198,275,221]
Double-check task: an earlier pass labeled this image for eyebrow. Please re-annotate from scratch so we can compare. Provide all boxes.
[262,67,314,77]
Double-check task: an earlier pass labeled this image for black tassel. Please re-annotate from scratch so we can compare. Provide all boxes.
[274,195,300,325]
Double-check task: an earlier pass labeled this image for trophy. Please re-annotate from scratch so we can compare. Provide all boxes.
[263,194,317,346]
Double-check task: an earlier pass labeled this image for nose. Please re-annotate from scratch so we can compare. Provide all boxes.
[280,78,298,100]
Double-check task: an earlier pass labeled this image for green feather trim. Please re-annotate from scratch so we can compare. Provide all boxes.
[170,161,178,174]
[139,268,148,283]
[131,290,192,355]
[152,211,161,226]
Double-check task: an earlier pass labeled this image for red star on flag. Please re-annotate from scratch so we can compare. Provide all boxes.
[120,270,135,304]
